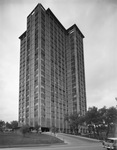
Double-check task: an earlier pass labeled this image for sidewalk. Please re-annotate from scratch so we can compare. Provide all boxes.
[44,132,100,142]
[43,132,67,144]
[59,133,100,142]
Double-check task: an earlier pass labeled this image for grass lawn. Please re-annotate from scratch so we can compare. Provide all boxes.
[0,132,63,146]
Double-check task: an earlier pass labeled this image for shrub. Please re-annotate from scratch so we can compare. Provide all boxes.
[20,124,30,136]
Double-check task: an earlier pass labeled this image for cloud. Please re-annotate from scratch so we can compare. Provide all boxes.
[82,0,117,108]
[0,0,117,121]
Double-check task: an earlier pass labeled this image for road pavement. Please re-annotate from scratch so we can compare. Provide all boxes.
[2,133,104,150]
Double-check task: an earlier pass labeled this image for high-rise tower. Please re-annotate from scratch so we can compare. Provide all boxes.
[19,4,87,132]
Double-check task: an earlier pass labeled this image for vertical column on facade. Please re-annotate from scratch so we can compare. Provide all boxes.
[76,31,86,115]
[57,24,59,130]
[40,7,45,127]
[82,42,87,114]
[37,6,41,127]
[34,6,39,127]
[61,30,65,132]
[74,28,80,114]
[53,21,56,129]
[65,34,68,132]
[67,33,73,115]
[26,15,31,126]
[49,15,55,129]
[64,33,67,132]
[29,10,35,127]
[46,12,52,129]
[24,35,27,125]
[58,31,61,131]
[45,13,51,129]
[19,32,27,126]
[65,35,70,132]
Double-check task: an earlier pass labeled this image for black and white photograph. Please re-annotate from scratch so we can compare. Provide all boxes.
[0,0,117,149]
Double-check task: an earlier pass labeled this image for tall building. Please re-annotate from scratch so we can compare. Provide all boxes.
[19,4,87,132]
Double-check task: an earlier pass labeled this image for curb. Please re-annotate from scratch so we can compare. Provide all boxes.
[0,144,50,148]
[0,142,66,148]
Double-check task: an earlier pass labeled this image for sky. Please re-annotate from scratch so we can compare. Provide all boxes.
[0,0,117,122]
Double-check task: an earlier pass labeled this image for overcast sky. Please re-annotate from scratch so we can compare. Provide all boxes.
[0,0,117,122]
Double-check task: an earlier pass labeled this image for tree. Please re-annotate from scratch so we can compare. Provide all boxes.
[105,107,117,137]
[0,120,5,132]
[85,106,99,125]
[95,106,107,139]
[98,106,107,123]
[85,106,117,139]
[84,106,101,138]
[35,124,41,133]
[11,121,18,130]
[51,126,57,135]
[65,112,82,134]
[20,124,30,136]
[6,122,12,129]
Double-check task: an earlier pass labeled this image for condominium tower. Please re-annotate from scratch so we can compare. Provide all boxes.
[19,4,87,131]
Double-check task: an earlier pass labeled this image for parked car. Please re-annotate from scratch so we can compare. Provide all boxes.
[102,137,117,150]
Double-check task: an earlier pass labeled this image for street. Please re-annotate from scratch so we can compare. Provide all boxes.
[4,133,104,150]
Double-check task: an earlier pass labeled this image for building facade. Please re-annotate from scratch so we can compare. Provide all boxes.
[19,4,87,132]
